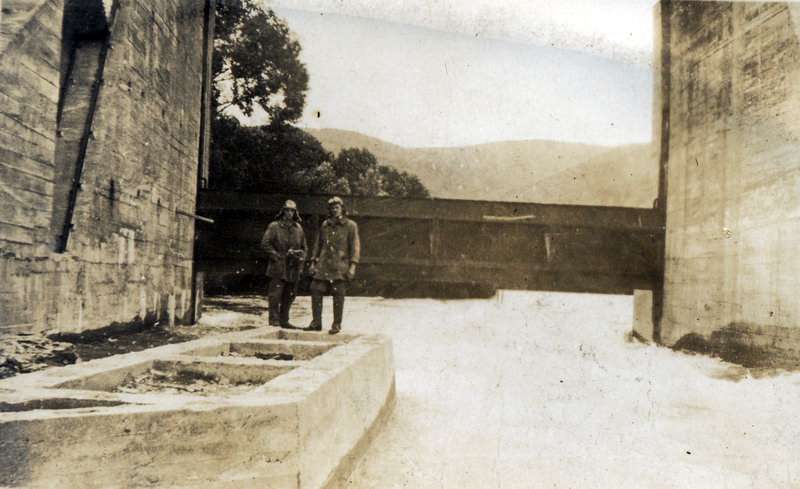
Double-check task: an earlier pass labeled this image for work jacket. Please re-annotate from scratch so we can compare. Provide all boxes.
[260,219,307,283]
[311,216,360,281]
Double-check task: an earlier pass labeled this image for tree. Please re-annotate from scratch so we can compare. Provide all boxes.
[378,165,431,199]
[331,148,382,196]
[213,0,308,123]
[209,2,431,199]
[210,117,348,194]
[210,0,320,192]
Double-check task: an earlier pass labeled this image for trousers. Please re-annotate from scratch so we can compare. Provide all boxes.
[309,279,347,331]
[267,278,297,326]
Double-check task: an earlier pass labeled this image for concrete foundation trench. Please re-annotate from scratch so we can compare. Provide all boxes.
[0,328,395,489]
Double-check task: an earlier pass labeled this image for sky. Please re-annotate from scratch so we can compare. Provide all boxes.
[251,0,660,148]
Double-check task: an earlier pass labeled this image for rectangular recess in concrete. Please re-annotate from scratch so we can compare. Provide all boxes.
[226,340,335,361]
[53,358,293,394]
[0,398,128,413]
[52,360,157,391]
[183,338,340,360]
[261,330,358,343]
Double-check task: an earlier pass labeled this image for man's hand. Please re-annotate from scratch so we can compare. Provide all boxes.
[347,263,357,280]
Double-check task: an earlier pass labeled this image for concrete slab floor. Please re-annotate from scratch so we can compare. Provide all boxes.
[276,291,800,489]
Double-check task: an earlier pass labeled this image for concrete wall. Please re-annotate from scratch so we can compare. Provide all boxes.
[0,0,208,333]
[660,1,800,364]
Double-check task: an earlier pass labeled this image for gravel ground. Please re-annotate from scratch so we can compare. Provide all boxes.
[299,291,800,489]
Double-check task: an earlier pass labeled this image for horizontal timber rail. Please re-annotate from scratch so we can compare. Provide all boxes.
[196,191,664,296]
[198,192,663,230]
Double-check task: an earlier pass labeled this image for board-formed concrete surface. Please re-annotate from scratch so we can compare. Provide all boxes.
[0,327,395,489]
[1,0,210,334]
[658,1,800,363]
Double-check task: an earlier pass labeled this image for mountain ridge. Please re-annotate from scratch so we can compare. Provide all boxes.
[304,128,657,208]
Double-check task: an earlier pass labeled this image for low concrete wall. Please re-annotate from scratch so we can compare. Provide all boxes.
[632,289,655,342]
[0,328,395,488]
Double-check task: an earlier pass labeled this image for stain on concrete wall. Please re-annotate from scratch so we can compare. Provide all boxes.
[661,1,800,365]
[0,0,208,333]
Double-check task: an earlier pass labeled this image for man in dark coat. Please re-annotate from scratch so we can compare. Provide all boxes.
[260,200,307,328]
[306,196,360,334]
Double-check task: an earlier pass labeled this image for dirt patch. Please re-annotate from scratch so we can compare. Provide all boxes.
[114,367,259,395]
[217,348,297,361]
[50,298,265,362]
[48,321,259,362]
[700,359,796,382]
[0,334,79,379]
[1,297,267,379]
[253,352,294,361]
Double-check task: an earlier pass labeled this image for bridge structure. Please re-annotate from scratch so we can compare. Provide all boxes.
[196,191,664,297]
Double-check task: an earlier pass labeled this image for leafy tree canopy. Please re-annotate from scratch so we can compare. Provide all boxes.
[210,1,430,199]
[378,165,431,199]
[211,116,347,194]
[213,0,308,123]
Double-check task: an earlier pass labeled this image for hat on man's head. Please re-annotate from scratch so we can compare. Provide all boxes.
[327,196,346,217]
[274,199,301,222]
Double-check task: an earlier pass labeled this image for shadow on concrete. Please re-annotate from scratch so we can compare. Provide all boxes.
[204,295,268,315]
[673,327,800,371]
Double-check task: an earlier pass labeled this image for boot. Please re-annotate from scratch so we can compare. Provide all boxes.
[279,285,297,328]
[306,294,323,331]
[267,279,282,326]
[267,297,281,327]
[330,295,344,334]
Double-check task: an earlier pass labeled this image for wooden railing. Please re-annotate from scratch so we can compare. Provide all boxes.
[196,191,664,295]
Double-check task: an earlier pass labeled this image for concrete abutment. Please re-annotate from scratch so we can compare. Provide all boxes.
[656,1,800,367]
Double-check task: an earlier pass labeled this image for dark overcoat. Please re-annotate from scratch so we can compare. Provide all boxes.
[310,216,360,281]
[260,220,307,283]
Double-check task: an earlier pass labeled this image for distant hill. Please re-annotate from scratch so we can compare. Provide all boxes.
[305,128,657,208]
[529,144,658,207]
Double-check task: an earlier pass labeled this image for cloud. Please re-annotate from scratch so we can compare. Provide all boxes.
[263,0,659,65]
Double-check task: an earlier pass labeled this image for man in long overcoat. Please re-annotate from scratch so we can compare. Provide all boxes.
[306,196,360,334]
[260,200,307,328]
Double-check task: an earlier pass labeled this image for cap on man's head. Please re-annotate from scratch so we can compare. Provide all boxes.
[275,199,301,222]
[327,196,344,207]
